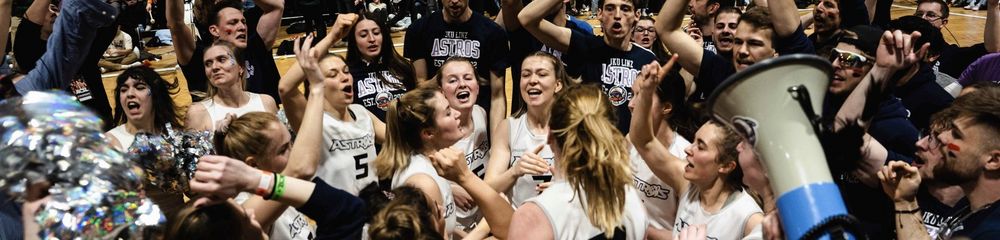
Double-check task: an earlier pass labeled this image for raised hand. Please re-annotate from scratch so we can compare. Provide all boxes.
[511,144,550,177]
[633,54,680,94]
[190,155,262,200]
[429,147,472,183]
[686,21,704,47]
[294,34,326,88]
[327,13,360,51]
[877,160,921,202]
[875,30,930,72]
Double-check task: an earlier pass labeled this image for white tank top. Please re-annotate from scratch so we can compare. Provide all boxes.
[107,125,135,151]
[630,133,690,231]
[526,181,648,240]
[200,92,268,130]
[235,193,316,240]
[391,154,457,234]
[452,105,490,178]
[673,186,762,240]
[507,114,556,207]
[316,104,379,196]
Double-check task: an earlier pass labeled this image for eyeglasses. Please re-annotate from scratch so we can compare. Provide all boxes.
[634,27,655,33]
[914,11,944,21]
[830,48,872,68]
[919,129,944,150]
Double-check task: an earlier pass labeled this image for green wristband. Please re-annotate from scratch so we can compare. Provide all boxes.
[271,174,287,200]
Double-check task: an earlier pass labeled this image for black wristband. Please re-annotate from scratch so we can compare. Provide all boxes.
[265,172,278,200]
[895,207,921,214]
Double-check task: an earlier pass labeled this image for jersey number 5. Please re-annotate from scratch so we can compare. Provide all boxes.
[354,154,369,179]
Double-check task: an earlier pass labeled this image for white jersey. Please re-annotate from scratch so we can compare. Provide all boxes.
[630,133,690,231]
[316,104,379,196]
[452,105,490,178]
[200,92,268,130]
[673,186,762,240]
[507,114,556,206]
[107,125,135,151]
[526,181,648,240]
[235,193,316,240]
[391,154,457,234]
[451,106,490,231]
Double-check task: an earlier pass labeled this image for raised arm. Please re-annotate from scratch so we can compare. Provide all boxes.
[489,72,506,135]
[253,0,284,48]
[770,0,802,37]
[484,118,517,191]
[986,0,999,52]
[496,0,525,31]
[629,57,690,194]
[242,36,330,227]
[877,161,932,240]
[518,0,572,52]
[24,0,50,25]
[655,0,705,76]
[166,0,196,64]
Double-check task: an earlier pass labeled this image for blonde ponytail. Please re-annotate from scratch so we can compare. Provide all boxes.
[375,85,442,179]
[549,84,632,237]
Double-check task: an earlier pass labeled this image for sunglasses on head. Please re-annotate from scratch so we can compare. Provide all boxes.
[830,48,872,68]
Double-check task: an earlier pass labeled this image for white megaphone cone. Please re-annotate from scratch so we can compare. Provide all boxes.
[707,54,856,240]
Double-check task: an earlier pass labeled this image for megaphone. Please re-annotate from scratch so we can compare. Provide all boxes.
[707,54,856,240]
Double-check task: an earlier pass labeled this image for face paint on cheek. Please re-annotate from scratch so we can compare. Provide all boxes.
[947,143,961,152]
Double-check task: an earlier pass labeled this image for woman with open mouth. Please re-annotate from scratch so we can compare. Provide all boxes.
[428,57,491,236]
[279,33,386,197]
[484,52,568,209]
[629,60,763,240]
[346,12,416,121]
[627,56,700,239]
[107,66,182,152]
[185,41,278,131]
[375,84,465,239]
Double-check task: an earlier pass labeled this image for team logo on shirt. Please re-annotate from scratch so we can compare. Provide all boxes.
[329,134,375,152]
[633,176,671,200]
[375,92,393,110]
[607,86,629,106]
[465,139,491,178]
[430,31,482,59]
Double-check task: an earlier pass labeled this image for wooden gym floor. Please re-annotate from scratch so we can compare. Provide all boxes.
[96,0,991,116]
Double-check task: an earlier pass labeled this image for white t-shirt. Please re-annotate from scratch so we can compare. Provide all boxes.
[316,104,379,196]
[630,133,690,231]
[391,154,457,234]
[673,186,762,240]
[526,181,648,240]
[507,114,556,207]
[235,193,316,240]
[200,92,268,130]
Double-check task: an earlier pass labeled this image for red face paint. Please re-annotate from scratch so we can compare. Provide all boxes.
[226,29,233,35]
[947,143,961,152]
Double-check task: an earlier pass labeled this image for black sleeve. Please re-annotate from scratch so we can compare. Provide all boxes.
[486,25,509,77]
[776,25,816,55]
[12,20,44,73]
[403,19,427,61]
[179,45,209,93]
[297,178,368,240]
[564,30,598,81]
[695,49,735,96]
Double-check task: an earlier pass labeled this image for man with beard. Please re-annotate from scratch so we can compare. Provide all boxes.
[879,87,1000,239]
[655,0,813,102]
[914,0,1000,81]
[500,0,593,114]
[166,0,284,101]
[404,0,509,133]
[520,0,655,134]
[809,0,869,58]
[913,108,970,239]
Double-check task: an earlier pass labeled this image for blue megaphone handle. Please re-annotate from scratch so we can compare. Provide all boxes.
[777,182,858,240]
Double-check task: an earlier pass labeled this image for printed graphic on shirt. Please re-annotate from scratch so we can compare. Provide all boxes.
[923,211,963,239]
[600,58,640,106]
[329,134,376,179]
[69,77,93,102]
[286,213,312,239]
[633,176,671,200]
[674,218,721,240]
[465,138,490,178]
[357,71,406,111]
[431,31,482,68]
[511,155,555,182]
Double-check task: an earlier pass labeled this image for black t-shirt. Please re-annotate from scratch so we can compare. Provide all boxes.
[349,60,414,121]
[937,43,988,79]
[917,186,969,238]
[777,25,816,55]
[403,12,509,115]
[690,49,736,102]
[953,199,1000,239]
[566,32,657,134]
[896,65,954,131]
[13,20,116,130]
[180,33,281,103]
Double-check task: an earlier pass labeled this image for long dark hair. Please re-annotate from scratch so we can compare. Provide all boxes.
[656,65,698,140]
[346,13,416,90]
[113,66,182,133]
[638,16,671,62]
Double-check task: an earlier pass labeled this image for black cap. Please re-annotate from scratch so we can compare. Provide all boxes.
[838,25,883,57]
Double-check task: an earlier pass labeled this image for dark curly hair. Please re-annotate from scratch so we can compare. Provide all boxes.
[112,66,182,133]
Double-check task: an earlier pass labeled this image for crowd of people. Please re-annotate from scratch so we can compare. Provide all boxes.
[1,0,999,238]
